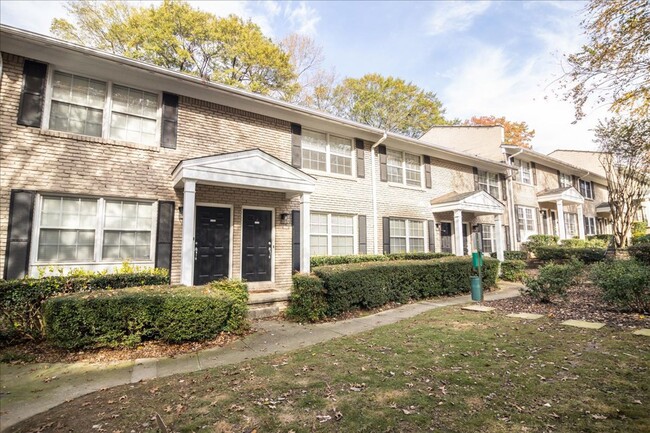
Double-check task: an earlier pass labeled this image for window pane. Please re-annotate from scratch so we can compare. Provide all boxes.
[390,238,406,253]
[390,219,406,237]
[330,136,352,156]
[408,220,424,237]
[310,213,328,234]
[409,238,425,252]
[331,215,353,235]
[330,154,352,175]
[332,236,354,255]
[302,130,327,151]
[310,235,328,256]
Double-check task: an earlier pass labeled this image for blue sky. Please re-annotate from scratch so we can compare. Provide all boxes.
[0,1,607,153]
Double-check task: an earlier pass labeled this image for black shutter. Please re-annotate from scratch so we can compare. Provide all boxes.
[292,210,300,272]
[476,223,483,252]
[531,162,537,185]
[358,215,367,254]
[291,123,302,168]
[154,201,175,272]
[557,170,562,187]
[355,138,365,178]
[378,145,388,182]
[504,225,511,251]
[4,190,35,280]
[427,220,436,252]
[473,167,480,191]
[572,175,578,189]
[515,206,521,242]
[536,208,543,234]
[499,173,507,201]
[589,181,594,199]
[17,60,47,127]
[161,93,179,149]
[423,155,432,189]
[382,217,390,254]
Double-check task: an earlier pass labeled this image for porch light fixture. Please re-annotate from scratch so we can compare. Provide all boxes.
[280,212,291,224]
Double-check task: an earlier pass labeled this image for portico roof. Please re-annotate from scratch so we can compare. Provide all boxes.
[537,186,584,205]
[172,149,316,195]
[596,202,611,213]
[430,190,505,215]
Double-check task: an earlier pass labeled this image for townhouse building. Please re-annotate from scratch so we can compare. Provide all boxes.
[1,26,516,290]
[421,127,612,250]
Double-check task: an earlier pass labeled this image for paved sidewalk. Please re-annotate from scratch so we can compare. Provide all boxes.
[0,283,521,430]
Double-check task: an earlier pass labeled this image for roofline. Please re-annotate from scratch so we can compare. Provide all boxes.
[0,24,509,172]
[501,145,607,183]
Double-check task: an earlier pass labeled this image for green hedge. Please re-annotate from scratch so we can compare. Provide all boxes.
[285,274,327,323]
[632,234,650,246]
[310,252,452,268]
[489,250,528,260]
[0,268,170,342]
[500,260,527,282]
[628,243,650,265]
[525,235,559,254]
[591,260,650,313]
[534,246,607,264]
[43,280,248,349]
[312,257,498,317]
[560,238,608,248]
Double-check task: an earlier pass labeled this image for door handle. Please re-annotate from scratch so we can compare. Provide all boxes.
[194,247,198,261]
[268,245,272,259]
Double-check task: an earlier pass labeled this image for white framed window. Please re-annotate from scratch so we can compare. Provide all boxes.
[302,129,353,176]
[389,219,425,253]
[310,213,355,256]
[584,216,596,236]
[45,70,160,146]
[34,195,155,264]
[565,212,578,238]
[559,172,573,188]
[478,171,500,198]
[513,159,532,185]
[516,206,537,241]
[387,150,422,186]
[481,224,496,253]
[579,180,594,199]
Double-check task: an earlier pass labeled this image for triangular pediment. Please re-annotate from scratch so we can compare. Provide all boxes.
[172,149,316,194]
[430,190,505,215]
[537,186,584,204]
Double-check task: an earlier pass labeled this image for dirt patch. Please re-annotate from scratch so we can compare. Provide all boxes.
[484,283,648,329]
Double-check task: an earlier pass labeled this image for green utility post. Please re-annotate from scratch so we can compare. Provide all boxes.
[470,230,483,302]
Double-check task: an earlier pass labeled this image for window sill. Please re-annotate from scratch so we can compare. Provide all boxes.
[387,182,425,191]
[303,169,357,182]
[40,129,161,153]
[514,181,534,187]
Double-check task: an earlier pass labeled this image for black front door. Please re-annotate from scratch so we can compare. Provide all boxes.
[242,209,272,282]
[440,222,452,253]
[462,224,469,255]
[194,206,230,285]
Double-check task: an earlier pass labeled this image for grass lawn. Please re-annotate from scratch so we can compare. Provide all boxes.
[9,307,649,433]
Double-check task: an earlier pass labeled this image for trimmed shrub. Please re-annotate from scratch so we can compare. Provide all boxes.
[489,251,528,260]
[525,235,559,254]
[628,243,650,265]
[0,267,169,342]
[285,274,327,322]
[561,238,608,248]
[310,252,452,268]
[313,257,499,316]
[534,246,607,264]
[43,282,248,349]
[209,279,249,332]
[632,234,650,245]
[632,221,648,240]
[521,259,584,303]
[500,260,527,282]
[591,260,650,313]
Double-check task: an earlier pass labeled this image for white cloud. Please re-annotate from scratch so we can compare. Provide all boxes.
[284,1,320,36]
[426,1,491,36]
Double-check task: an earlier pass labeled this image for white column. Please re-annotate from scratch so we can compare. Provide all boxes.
[577,204,585,239]
[300,193,311,273]
[180,180,196,286]
[453,209,463,256]
[495,213,505,262]
[556,200,566,240]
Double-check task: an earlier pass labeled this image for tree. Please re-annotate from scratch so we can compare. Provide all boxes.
[464,116,535,148]
[51,0,296,96]
[329,74,448,137]
[595,117,650,248]
[564,0,649,120]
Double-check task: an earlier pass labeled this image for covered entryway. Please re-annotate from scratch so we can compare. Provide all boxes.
[430,190,506,261]
[173,149,316,286]
[537,187,585,240]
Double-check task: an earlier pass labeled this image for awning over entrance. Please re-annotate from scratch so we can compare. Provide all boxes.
[430,190,505,215]
[172,148,316,196]
[596,202,611,213]
[537,186,584,205]
[430,190,505,260]
[173,149,316,285]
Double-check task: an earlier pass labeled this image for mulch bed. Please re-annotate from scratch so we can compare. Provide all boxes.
[484,282,649,329]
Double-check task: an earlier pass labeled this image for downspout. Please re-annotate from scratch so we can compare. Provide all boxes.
[505,148,524,250]
[370,131,388,254]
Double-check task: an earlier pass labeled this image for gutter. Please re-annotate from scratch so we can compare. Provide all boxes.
[370,131,388,254]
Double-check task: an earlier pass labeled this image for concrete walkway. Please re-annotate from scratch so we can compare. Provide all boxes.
[0,283,521,430]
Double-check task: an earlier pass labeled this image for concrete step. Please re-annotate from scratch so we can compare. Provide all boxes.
[248,305,282,319]
[247,289,290,319]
